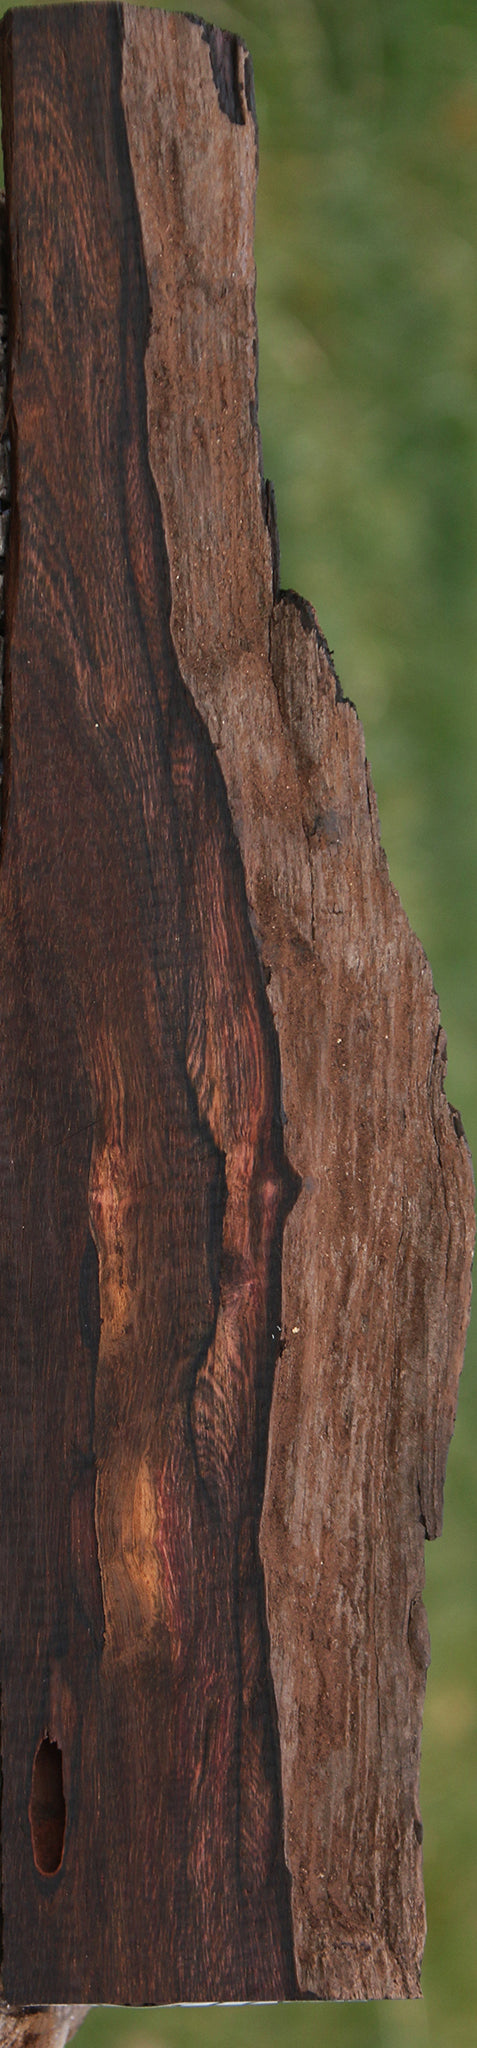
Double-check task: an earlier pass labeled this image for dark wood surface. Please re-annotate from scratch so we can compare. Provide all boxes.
[0,4,297,2004]
[0,1,473,2013]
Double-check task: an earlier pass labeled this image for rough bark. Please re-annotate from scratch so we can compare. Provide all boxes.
[123,5,475,2001]
[0,1,473,2011]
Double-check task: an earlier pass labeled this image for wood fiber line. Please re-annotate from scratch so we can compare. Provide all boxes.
[0,5,297,2004]
[0,195,9,824]
[123,5,475,2001]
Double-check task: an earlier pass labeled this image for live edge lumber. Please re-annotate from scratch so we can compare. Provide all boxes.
[122,5,474,1997]
[0,0,474,2015]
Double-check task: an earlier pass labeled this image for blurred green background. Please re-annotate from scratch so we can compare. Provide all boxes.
[2,0,476,2039]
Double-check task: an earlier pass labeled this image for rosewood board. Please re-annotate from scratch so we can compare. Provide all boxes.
[0,1,473,2011]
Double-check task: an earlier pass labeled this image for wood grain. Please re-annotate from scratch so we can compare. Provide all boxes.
[124,5,475,2000]
[0,3,296,2004]
[0,1,473,2009]
[0,200,82,2048]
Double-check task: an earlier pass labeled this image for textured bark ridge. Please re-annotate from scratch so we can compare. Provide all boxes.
[0,1,473,2010]
[122,3,475,2002]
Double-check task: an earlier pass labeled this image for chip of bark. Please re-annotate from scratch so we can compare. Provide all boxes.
[0,0,473,2012]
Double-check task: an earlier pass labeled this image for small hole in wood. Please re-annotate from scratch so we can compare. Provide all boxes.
[29,1734,66,1875]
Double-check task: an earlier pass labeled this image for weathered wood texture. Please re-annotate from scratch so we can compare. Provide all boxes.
[0,0,473,2011]
[0,3,296,2005]
[123,4,475,2002]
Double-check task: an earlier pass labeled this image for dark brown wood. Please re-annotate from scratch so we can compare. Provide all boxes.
[0,3,296,2005]
[0,1,473,2011]
[123,4,475,2002]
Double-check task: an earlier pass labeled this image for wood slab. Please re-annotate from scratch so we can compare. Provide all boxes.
[0,1,473,2010]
